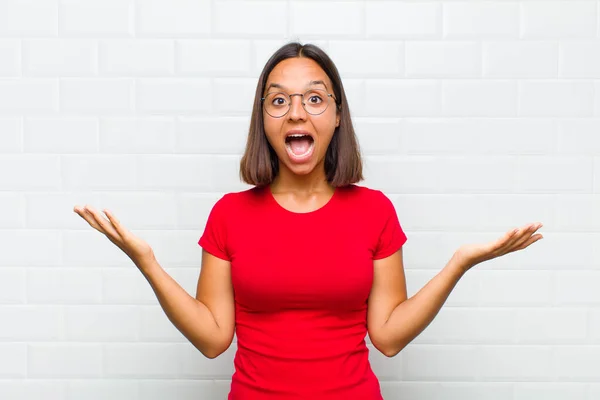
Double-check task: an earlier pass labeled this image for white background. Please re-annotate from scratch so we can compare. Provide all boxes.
[1,0,600,399]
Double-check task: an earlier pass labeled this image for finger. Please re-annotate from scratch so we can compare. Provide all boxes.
[84,205,120,239]
[488,227,524,255]
[510,223,543,250]
[490,223,539,258]
[103,209,126,237]
[513,233,544,251]
[499,223,540,249]
[74,205,105,233]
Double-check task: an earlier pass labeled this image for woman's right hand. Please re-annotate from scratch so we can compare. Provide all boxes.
[73,205,155,268]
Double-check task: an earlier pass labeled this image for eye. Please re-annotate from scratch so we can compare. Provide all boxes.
[271,96,288,106]
[307,94,322,104]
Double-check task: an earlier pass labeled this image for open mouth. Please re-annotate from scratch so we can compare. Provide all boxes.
[285,134,315,159]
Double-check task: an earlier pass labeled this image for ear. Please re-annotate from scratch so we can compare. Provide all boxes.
[335,113,340,128]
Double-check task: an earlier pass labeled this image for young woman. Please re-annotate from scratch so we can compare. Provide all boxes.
[74,42,543,400]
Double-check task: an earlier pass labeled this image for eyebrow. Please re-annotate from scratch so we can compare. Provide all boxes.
[265,80,328,92]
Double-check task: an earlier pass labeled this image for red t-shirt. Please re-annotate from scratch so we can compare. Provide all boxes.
[198,184,407,400]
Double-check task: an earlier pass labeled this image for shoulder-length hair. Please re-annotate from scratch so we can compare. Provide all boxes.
[239,42,363,187]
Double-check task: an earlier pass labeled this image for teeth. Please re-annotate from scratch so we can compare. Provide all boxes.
[286,141,314,157]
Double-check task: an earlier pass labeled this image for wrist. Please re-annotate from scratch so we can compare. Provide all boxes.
[448,252,473,277]
[134,253,159,275]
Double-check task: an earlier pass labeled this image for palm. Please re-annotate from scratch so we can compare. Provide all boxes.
[455,222,543,270]
[73,205,154,266]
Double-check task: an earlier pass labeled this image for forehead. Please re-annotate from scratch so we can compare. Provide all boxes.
[265,57,332,91]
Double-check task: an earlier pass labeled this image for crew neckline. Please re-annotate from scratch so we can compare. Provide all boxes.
[266,185,339,215]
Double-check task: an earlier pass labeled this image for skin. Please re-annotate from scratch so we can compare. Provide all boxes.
[368,222,543,357]
[263,57,340,212]
[73,56,544,360]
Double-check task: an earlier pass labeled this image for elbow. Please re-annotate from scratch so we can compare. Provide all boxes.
[372,338,405,358]
[369,329,408,357]
[194,339,232,359]
[193,328,235,359]
[382,345,403,358]
[198,345,226,359]
[203,350,221,359]
[192,342,217,359]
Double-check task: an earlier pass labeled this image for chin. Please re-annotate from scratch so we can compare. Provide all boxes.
[284,161,316,176]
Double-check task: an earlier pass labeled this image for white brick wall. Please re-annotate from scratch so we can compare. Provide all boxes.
[0,1,599,399]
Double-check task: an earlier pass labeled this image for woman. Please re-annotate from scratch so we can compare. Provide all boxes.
[74,42,543,399]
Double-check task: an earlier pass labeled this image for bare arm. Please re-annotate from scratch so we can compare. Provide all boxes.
[367,250,464,357]
[137,251,235,359]
[73,205,235,359]
[368,222,543,357]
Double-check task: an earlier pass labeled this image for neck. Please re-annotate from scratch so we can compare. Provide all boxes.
[270,161,332,195]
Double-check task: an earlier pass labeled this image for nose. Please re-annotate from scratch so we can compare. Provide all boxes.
[288,94,307,121]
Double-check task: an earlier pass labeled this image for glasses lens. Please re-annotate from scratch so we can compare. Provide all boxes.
[263,89,331,117]
[303,89,329,115]
[264,92,290,118]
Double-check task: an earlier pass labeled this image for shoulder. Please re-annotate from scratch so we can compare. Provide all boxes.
[341,184,392,207]
[340,185,398,225]
[212,185,265,210]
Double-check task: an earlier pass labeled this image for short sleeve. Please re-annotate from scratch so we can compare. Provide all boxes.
[198,195,231,261]
[373,191,407,260]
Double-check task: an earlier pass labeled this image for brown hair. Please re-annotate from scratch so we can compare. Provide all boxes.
[239,42,363,187]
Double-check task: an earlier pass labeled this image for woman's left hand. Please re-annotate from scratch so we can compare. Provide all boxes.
[454,222,544,272]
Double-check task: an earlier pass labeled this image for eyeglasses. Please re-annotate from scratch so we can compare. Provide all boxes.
[261,89,335,118]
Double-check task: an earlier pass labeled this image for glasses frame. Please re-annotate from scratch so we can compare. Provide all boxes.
[261,89,336,118]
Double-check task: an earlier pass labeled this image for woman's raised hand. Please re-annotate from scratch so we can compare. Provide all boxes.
[73,205,155,267]
[454,222,544,272]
